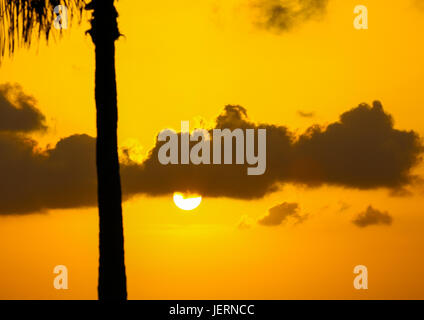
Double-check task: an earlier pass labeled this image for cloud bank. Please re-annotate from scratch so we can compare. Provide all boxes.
[124,101,422,198]
[0,84,422,214]
[0,132,97,214]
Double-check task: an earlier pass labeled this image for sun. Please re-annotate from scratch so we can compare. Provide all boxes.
[173,192,202,211]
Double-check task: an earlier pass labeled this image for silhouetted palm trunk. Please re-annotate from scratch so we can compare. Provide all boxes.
[88,0,127,300]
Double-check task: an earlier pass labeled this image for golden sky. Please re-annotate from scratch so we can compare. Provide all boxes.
[1,0,424,299]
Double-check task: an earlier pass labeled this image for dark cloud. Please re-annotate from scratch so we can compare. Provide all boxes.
[0,83,96,214]
[352,206,393,228]
[120,105,277,199]
[0,85,422,214]
[122,101,422,199]
[0,133,97,214]
[297,110,315,118]
[121,105,288,199]
[291,101,422,189]
[0,83,46,132]
[251,0,329,32]
[258,202,306,226]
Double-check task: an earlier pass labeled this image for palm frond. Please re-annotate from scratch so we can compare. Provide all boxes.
[0,0,86,60]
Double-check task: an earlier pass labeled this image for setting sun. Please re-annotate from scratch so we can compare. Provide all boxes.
[173,192,202,211]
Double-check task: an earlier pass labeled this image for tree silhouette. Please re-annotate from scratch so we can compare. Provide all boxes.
[0,0,127,300]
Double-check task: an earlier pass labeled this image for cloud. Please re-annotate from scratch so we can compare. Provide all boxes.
[0,133,97,214]
[297,110,315,118]
[123,101,422,199]
[251,0,329,32]
[0,83,46,132]
[292,101,422,189]
[0,83,96,214]
[0,84,422,214]
[120,104,286,199]
[258,202,307,226]
[352,206,393,228]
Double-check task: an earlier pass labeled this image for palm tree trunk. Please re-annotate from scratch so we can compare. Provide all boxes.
[88,0,127,300]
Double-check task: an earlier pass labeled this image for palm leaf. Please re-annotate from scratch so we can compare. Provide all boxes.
[0,0,85,59]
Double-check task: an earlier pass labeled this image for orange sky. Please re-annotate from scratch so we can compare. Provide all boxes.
[1,0,424,299]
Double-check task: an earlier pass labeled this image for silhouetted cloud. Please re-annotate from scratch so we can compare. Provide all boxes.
[123,101,422,199]
[251,0,329,32]
[352,206,393,227]
[0,83,96,214]
[292,101,422,189]
[297,110,315,118]
[121,104,286,199]
[0,133,97,214]
[0,85,422,214]
[0,83,46,132]
[258,202,307,226]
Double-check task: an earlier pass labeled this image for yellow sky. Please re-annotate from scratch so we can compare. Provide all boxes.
[1,0,424,299]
